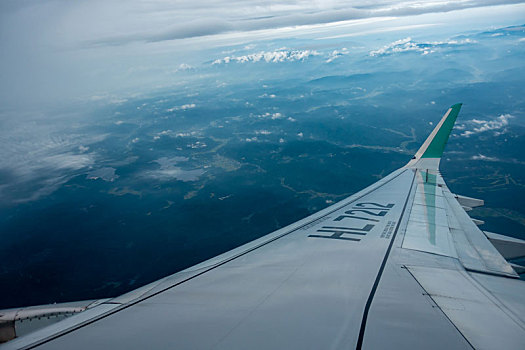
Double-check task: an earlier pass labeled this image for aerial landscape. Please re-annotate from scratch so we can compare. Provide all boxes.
[0,0,524,312]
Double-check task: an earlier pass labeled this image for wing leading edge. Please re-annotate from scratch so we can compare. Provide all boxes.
[2,104,524,350]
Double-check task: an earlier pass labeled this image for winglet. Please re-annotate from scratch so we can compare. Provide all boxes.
[406,103,462,170]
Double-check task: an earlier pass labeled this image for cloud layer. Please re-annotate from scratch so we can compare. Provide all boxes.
[0,123,105,204]
[76,0,522,45]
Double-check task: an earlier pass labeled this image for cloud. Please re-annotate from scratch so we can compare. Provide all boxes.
[143,157,204,182]
[259,93,277,98]
[174,63,194,72]
[0,115,108,204]
[326,48,349,63]
[86,167,119,182]
[471,154,500,161]
[254,112,286,120]
[2,1,522,111]
[460,114,513,137]
[187,141,207,149]
[0,150,97,204]
[213,47,355,65]
[166,103,196,112]
[213,49,320,64]
[79,1,521,45]
[98,18,235,45]
[43,153,95,170]
[175,132,198,137]
[370,37,476,56]
[90,95,128,104]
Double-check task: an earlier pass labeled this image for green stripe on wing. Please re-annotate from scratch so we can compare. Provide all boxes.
[421,103,462,158]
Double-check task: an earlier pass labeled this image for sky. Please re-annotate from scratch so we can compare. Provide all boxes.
[1,0,524,110]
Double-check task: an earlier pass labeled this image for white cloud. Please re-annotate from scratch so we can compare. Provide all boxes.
[255,130,272,135]
[187,141,207,148]
[43,153,94,170]
[167,103,196,112]
[181,103,196,110]
[326,48,349,63]
[461,130,475,137]
[90,95,128,104]
[213,49,320,64]
[143,157,204,182]
[86,167,119,182]
[177,63,193,70]
[259,93,277,98]
[0,149,96,203]
[255,112,286,120]
[0,115,108,204]
[471,154,500,161]
[460,114,513,137]
[153,130,173,140]
[370,37,476,56]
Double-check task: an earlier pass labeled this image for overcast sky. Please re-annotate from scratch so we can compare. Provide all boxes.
[2,0,523,45]
[1,0,524,108]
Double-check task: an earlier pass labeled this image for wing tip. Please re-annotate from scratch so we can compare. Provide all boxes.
[406,103,463,169]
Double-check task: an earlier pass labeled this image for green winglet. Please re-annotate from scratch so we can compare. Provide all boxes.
[421,103,462,158]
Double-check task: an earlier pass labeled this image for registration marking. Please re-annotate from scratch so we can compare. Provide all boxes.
[308,202,395,242]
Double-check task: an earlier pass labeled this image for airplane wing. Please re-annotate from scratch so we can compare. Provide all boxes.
[2,104,525,349]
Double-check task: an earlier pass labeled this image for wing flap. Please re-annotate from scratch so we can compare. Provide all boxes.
[407,265,525,350]
[483,231,525,260]
[441,185,518,277]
